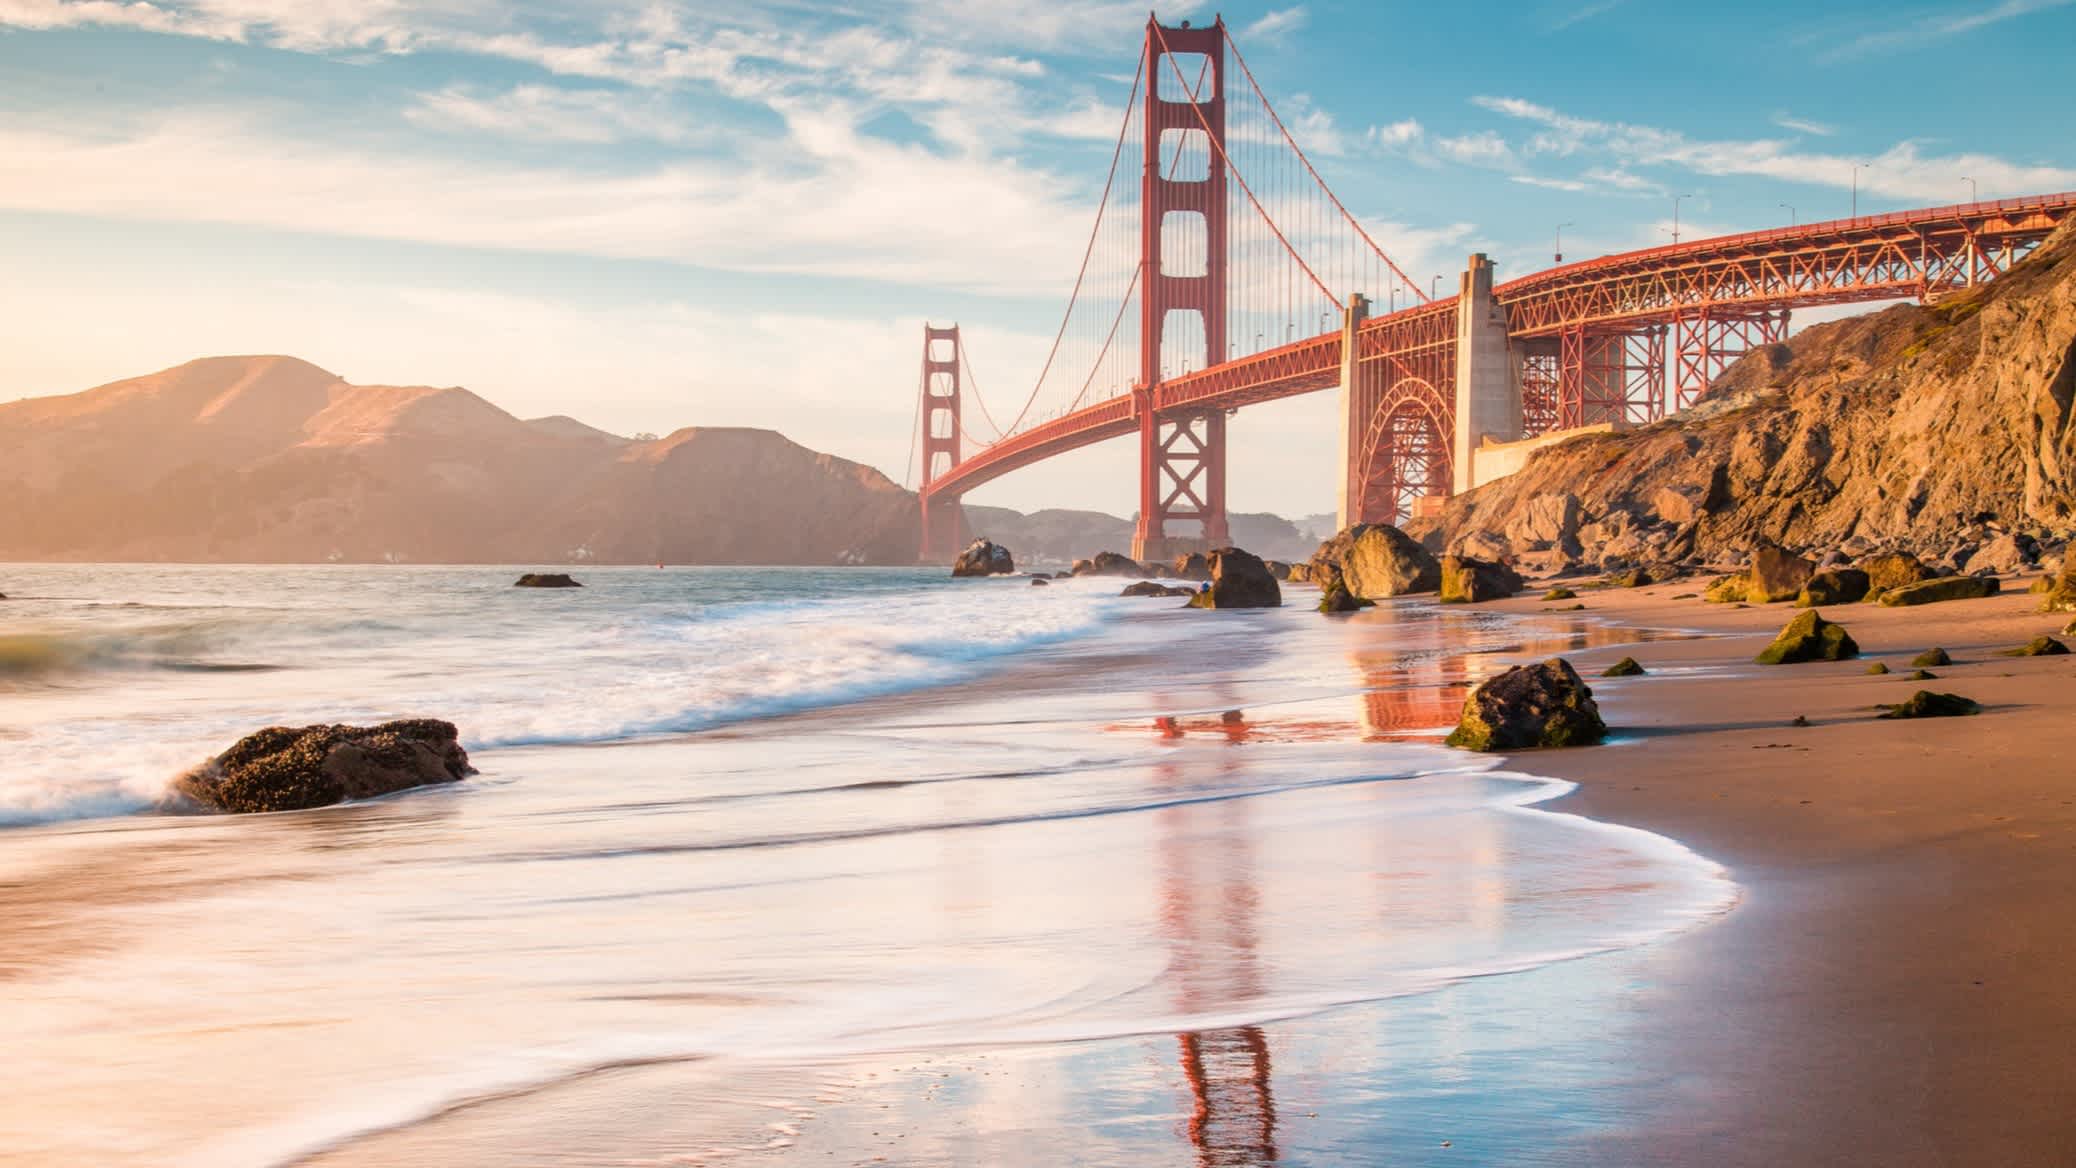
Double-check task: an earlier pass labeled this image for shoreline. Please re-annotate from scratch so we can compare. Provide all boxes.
[1479,575,2076,1165]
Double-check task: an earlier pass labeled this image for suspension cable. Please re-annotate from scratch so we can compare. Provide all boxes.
[1152,24,1338,312]
[1225,29,1428,302]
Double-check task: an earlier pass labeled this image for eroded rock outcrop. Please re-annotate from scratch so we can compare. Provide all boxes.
[1405,219,2076,573]
[1879,576,2000,606]
[174,719,475,813]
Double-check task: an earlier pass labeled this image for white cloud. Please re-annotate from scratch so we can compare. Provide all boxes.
[1365,118,1423,149]
[405,84,703,145]
[1550,0,1623,29]
[1471,94,2076,203]
[1510,174,1588,192]
[1820,0,2074,60]
[1242,5,1307,45]
[1771,112,1836,137]
[1434,130,1513,167]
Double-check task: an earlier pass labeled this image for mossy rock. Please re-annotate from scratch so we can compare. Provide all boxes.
[1797,568,1871,607]
[174,719,475,813]
[1878,576,2000,607]
[1857,552,1935,600]
[1543,586,1578,601]
[1755,610,1859,664]
[1439,554,1523,604]
[1601,657,1646,677]
[1703,573,1750,603]
[1865,662,1891,675]
[1318,585,1370,614]
[2029,577,2056,594]
[1605,567,1653,588]
[1445,657,1606,751]
[1910,648,1952,667]
[1998,635,2070,657]
[1909,669,1940,680]
[1878,691,1983,719]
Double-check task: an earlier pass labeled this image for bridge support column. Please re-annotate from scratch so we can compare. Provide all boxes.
[917,323,965,563]
[1134,402,1229,563]
[1451,253,1519,495]
[1334,294,1372,533]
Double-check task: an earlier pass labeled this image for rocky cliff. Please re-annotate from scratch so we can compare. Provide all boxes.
[1409,219,2076,574]
[0,356,919,564]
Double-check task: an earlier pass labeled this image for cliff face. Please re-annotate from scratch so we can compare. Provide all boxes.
[0,356,919,564]
[1410,219,2076,571]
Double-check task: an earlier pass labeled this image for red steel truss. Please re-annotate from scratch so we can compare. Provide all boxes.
[919,192,2076,545]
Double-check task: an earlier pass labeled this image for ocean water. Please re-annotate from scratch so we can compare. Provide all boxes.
[0,564,1734,1166]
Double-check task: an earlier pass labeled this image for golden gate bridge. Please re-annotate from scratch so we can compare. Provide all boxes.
[910,15,2076,562]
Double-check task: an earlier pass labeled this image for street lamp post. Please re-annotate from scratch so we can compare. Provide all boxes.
[1430,275,1441,299]
[1671,194,1692,244]
[1779,202,1795,225]
[1555,221,1573,264]
[1851,162,1867,218]
[1964,176,1978,203]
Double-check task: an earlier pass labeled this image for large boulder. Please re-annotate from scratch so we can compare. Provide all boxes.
[1878,575,2001,606]
[1439,554,1523,604]
[1962,532,2038,576]
[2040,559,2076,613]
[1755,610,1859,664]
[1857,552,1935,599]
[1264,560,1292,581]
[951,538,1014,578]
[514,573,582,588]
[1445,658,1607,751]
[1184,548,1282,609]
[1318,585,1368,613]
[1796,568,1871,607]
[1074,551,1147,578]
[174,719,475,814]
[1171,552,1212,582]
[1309,524,1440,599]
[1749,544,1816,603]
[1703,573,1750,603]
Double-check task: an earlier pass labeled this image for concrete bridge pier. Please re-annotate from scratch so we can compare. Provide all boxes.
[1451,253,1521,494]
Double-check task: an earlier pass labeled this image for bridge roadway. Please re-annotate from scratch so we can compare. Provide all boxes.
[924,191,2076,527]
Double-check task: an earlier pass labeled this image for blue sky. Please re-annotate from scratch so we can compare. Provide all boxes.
[2,0,2072,518]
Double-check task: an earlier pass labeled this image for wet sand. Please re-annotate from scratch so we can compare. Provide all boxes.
[1491,577,2076,1166]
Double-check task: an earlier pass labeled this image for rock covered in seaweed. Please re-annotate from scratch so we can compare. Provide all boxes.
[1878,576,2000,606]
[1438,555,1522,604]
[1445,658,1607,751]
[1999,635,2069,657]
[1755,610,1859,664]
[1879,691,1983,719]
[174,719,475,813]
[1602,657,1646,677]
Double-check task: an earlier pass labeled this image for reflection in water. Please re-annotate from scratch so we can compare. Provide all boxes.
[1159,752,1279,1166]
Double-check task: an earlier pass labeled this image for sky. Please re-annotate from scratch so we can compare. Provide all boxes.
[1,0,2073,520]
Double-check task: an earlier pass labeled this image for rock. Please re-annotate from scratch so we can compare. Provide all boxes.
[1755,610,1859,664]
[2067,618,2076,636]
[1554,602,1587,611]
[2029,576,2055,593]
[1650,485,1705,526]
[2040,559,2076,613]
[1439,554,1523,604]
[1962,532,2038,575]
[1311,524,1441,600]
[1265,560,1292,581]
[1998,635,2069,657]
[1070,558,1094,576]
[1879,691,1983,719]
[1878,576,2001,606]
[1507,493,1581,548]
[1790,715,1812,727]
[1796,568,1871,607]
[1602,657,1646,677]
[1444,658,1608,751]
[1030,577,1049,587]
[951,539,1014,577]
[514,573,582,588]
[1171,553,1212,582]
[1286,561,1313,584]
[1605,567,1653,588]
[1910,648,1953,668]
[1857,552,1935,599]
[1749,544,1816,603]
[174,719,474,814]
[1543,586,1578,600]
[1866,662,1891,674]
[1077,551,1147,578]
[1455,530,1512,562]
[1120,581,1185,597]
[1184,548,1282,609]
[1704,573,1750,603]
[1910,669,1940,680]
[1318,585,1369,613]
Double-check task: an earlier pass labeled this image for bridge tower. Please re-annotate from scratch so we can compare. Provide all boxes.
[1133,16,1230,563]
[917,323,966,562]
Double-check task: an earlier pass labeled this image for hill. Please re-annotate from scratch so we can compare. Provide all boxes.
[0,357,920,564]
